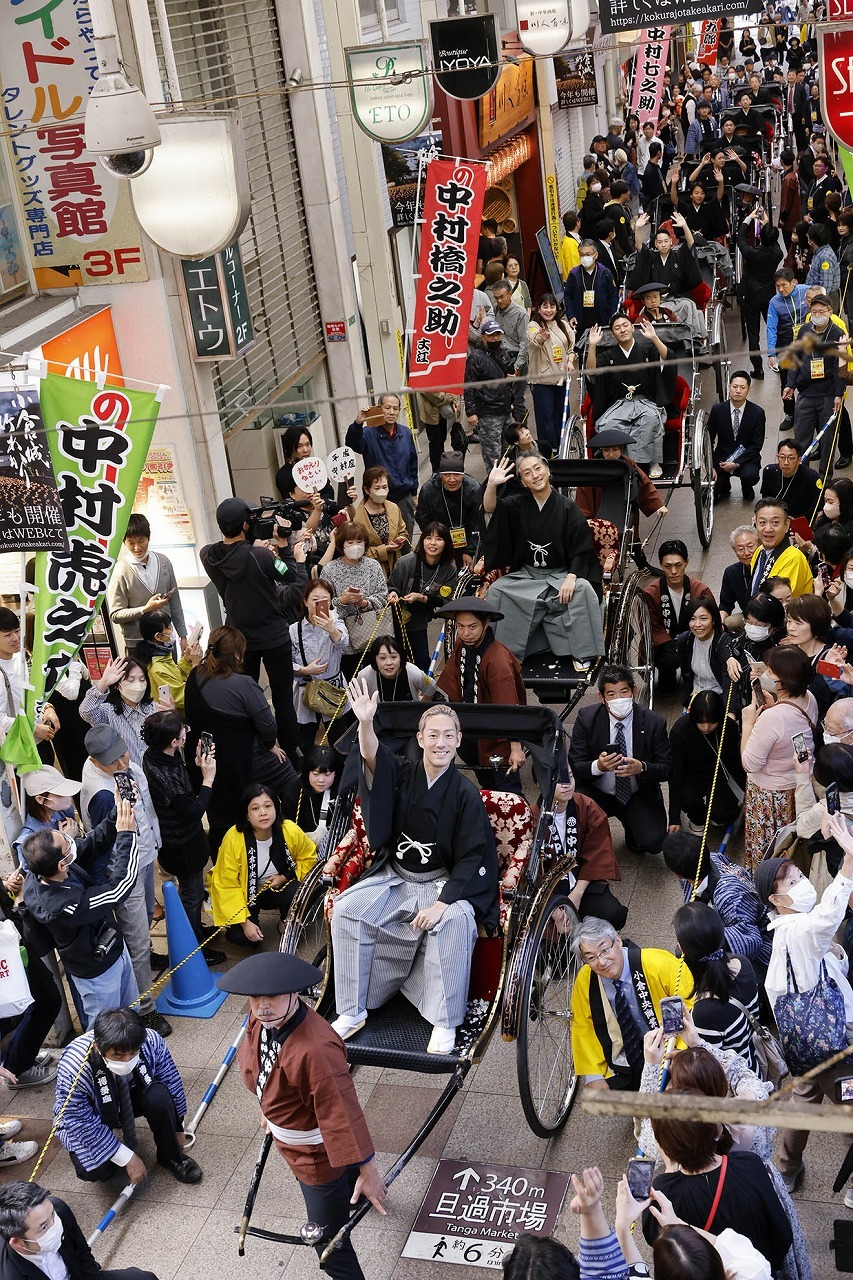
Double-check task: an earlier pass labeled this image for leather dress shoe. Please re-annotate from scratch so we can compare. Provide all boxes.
[160,1155,203,1184]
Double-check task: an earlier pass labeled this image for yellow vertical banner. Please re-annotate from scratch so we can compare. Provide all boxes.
[396,328,414,430]
[545,175,561,261]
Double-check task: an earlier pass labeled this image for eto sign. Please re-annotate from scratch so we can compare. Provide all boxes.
[820,23,853,150]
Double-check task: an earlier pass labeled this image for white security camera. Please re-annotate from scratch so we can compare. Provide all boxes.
[84,36,161,178]
[286,67,304,89]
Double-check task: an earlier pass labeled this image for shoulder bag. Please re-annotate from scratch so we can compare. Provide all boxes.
[296,623,347,718]
[728,995,789,1090]
[774,951,848,1076]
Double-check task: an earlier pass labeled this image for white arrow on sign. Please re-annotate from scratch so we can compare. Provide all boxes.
[451,1167,481,1190]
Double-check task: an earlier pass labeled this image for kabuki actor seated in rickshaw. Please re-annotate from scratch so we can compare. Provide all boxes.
[330,683,499,1056]
[481,452,605,674]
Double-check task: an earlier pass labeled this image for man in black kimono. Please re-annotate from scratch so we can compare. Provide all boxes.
[629,212,702,299]
[586,315,672,479]
[482,453,605,670]
[330,690,498,1056]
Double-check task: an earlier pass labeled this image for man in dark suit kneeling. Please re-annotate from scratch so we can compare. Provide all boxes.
[0,1181,158,1280]
[707,369,766,502]
[569,663,672,855]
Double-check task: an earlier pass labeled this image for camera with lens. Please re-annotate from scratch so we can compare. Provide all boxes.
[92,924,119,961]
[248,497,311,542]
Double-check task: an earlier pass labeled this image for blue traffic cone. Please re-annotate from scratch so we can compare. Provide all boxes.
[155,881,228,1019]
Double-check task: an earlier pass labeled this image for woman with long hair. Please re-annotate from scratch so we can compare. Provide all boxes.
[183,626,299,856]
[297,744,339,848]
[386,522,458,669]
[672,901,760,1071]
[210,783,316,946]
[785,592,853,716]
[726,591,787,711]
[667,691,745,835]
[527,293,576,458]
[675,596,737,710]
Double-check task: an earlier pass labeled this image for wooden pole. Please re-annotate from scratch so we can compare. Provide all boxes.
[582,1089,853,1134]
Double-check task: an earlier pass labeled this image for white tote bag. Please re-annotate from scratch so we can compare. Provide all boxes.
[0,920,33,1018]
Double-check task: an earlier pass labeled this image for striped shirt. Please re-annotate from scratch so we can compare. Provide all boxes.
[55,1030,186,1171]
[680,853,772,970]
[691,960,761,1073]
[80,686,157,770]
[577,1229,629,1280]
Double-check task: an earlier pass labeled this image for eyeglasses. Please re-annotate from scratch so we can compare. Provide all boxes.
[580,939,617,965]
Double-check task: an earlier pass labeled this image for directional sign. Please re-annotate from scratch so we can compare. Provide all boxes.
[402,1159,571,1269]
[819,23,853,151]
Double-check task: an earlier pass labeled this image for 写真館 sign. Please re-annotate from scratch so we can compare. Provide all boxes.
[515,0,572,55]
[347,41,433,144]
[820,23,853,150]
[430,15,501,101]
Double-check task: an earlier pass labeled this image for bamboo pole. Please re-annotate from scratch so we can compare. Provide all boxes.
[582,1089,853,1134]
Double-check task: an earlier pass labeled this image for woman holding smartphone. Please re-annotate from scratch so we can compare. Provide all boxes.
[289,579,348,757]
[134,610,202,712]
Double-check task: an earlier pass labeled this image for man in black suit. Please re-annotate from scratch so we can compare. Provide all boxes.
[569,663,672,856]
[0,1180,157,1280]
[784,70,809,153]
[709,370,766,502]
[593,219,622,287]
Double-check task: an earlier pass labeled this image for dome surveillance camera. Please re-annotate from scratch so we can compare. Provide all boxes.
[84,70,161,179]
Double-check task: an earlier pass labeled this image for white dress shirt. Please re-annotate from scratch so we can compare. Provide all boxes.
[591,710,636,796]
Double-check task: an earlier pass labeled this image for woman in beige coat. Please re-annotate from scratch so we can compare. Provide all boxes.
[351,465,409,577]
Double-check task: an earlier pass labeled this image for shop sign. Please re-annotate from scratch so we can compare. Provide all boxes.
[430,15,501,101]
[28,376,163,710]
[325,321,347,342]
[180,242,253,361]
[516,0,572,55]
[382,129,442,229]
[347,41,433,144]
[598,0,758,34]
[40,307,124,387]
[408,159,487,392]
[402,1159,571,1269]
[478,59,535,148]
[820,24,853,151]
[630,26,672,128]
[0,386,67,552]
[697,19,721,64]
[829,0,853,18]
[554,50,598,108]
[0,0,147,285]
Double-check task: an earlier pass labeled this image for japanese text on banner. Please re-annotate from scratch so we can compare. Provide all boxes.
[697,19,721,65]
[408,159,487,392]
[28,375,161,713]
[629,27,672,129]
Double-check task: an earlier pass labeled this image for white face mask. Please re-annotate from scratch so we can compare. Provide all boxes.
[343,544,365,561]
[744,622,770,641]
[846,569,853,589]
[33,1218,63,1255]
[119,681,146,704]
[607,697,634,719]
[370,487,389,501]
[580,255,595,269]
[104,1053,140,1077]
[589,182,602,193]
[127,551,148,564]
[785,878,818,913]
[825,502,841,519]
[760,671,778,692]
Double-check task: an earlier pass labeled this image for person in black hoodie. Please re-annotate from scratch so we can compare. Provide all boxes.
[200,497,307,765]
[140,711,225,965]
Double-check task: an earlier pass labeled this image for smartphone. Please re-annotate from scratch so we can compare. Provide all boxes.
[819,562,832,590]
[660,996,684,1036]
[817,658,844,679]
[626,1157,656,1201]
[158,685,171,704]
[187,622,202,648]
[752,677,764,705]
[200,731,214,757]
[836,1076,853,1103]
[315,597,330,619]
[827,781,841,815]
[604,742,622,757]
[792,732,809,763]
[114,771,138,805]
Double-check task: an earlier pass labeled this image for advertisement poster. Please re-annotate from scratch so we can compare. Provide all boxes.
[554,51,598,108]
[133,444,196,548]
[381,130,442,228]
[0,386,68,552]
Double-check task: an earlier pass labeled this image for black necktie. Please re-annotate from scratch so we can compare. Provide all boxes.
[614,721,631,806]
[115,1074,137,1149]
[613,980,645,1075]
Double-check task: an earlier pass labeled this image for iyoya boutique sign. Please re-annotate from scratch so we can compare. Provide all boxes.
[347,41,433,143]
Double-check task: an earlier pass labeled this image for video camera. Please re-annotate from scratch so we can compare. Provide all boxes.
[248,496,312,542]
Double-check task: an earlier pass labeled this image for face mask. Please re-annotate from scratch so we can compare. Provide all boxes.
[825,502,841,519]
[370,487,389,501]
[126,551,147,564]
[580,255,595,269]
[744,622,770,641]
[119,681,146,704]
[33,1218,63,1255]
[343,545,365,561]
[59,840,77,869]
[607,697,634,719]
[813,314,830,330]
[785,878,818,913]
[589,183,601,193]
[104,1053,140,1077]
[823,730,846,744]
[845,569,853,588]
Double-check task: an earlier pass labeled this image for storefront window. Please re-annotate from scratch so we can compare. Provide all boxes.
[359,0,401,28]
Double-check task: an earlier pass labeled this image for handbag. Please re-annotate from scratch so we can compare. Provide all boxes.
[0,919,32,1018]
[295,623,347,719]
[343,606,394,656]
[774,951,848,1076]
[729,996,789,1090]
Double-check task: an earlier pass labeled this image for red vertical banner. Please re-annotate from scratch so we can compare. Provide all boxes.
[696,19,721,65]
[629,27,672,128]
[408,159,487,392]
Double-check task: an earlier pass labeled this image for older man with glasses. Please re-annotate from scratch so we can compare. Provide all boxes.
[570,918,692,1091]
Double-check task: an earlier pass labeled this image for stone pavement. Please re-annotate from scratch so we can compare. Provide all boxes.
[0,318,847,1278]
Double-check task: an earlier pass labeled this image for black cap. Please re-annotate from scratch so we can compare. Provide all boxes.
[216,497,252,530]
[735,183,761,196]
[434,595,504,621]
[216,952,324,996]
[753,857,789,906]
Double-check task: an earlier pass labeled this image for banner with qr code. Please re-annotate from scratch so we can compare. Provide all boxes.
[0,387,68,552]
[629,27,672,129]
[407,159,487,392]
[28,375,161,712]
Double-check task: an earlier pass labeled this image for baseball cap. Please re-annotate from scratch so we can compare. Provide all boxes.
[481,318,503,336]
[215,497,252,531]
[84,724,128,766]
[21,765,81,798]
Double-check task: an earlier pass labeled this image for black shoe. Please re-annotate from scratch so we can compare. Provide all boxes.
[160,1155,203,1184]
[714,487,730,501]
[779,418,795,433]
[150,950,169,973]
[741,485,755,500]
[837,456,852,470]
[468,432,480,445]
[199,925,221,942]
[142,1011,173,1038]
[203,948,227,966]
[751,368,765,380]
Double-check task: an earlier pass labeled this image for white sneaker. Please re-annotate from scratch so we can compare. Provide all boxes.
[0,1120,22,1140]
[649,464,663,480]
[844,1185,853,1210]
[427,1026,457,1055]
[330,1013,367,1041]
[0,1140,37,1164]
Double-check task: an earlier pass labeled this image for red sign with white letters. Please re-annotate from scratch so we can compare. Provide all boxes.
[828,0,853,20]
[820,23,853,150]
